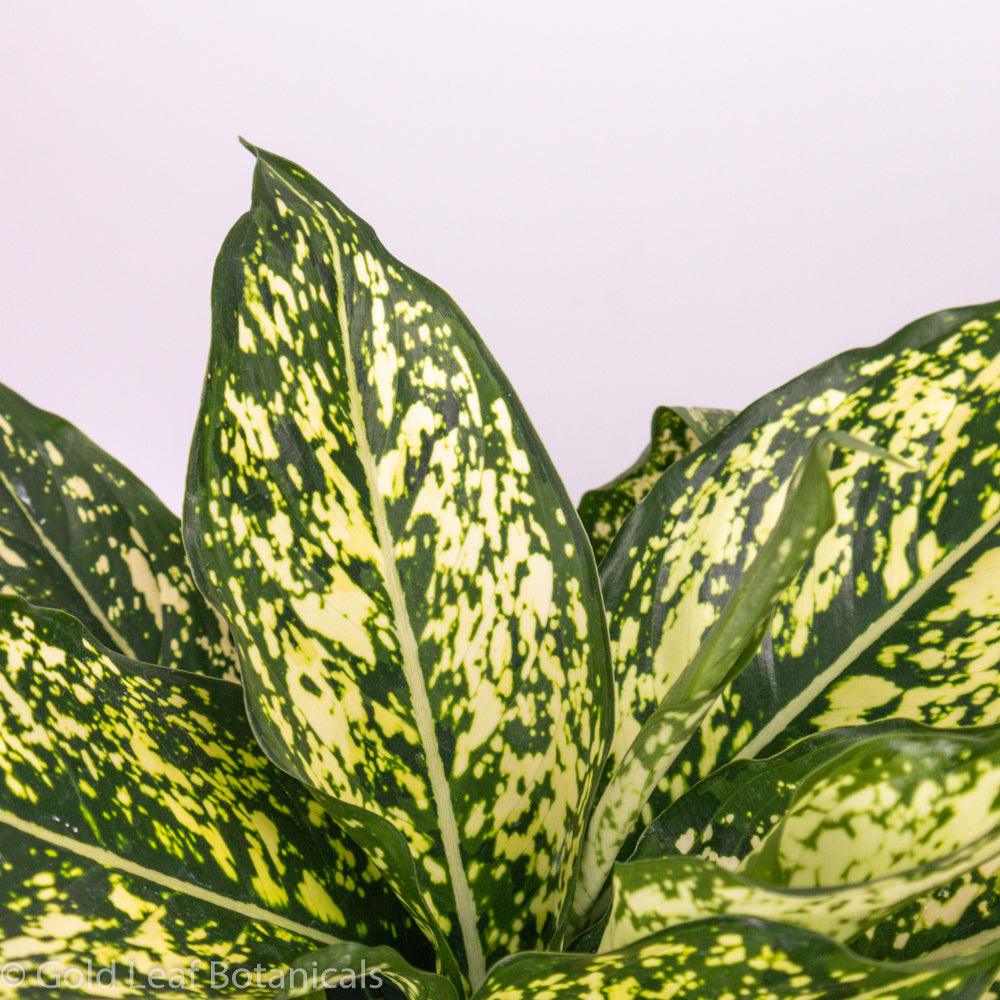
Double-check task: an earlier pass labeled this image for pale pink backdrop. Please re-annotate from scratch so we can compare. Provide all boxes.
[3,2,1000,510]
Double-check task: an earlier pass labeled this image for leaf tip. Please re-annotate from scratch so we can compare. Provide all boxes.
[238,136,262,158]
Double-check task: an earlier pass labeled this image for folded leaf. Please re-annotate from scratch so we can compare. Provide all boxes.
[601,303,1000,821]
[184,144,613,989]
[631,721,1000,968]
[0,383,236,678]
[851,863,1000,965]
[578,405,734,561]
[281,943,457,1000]
[632,720,913,866]
[603,725,1000,951]
[0,596,417,995]
[671,405,737,443]
[570,431,891,927]
[474,916,1000,999]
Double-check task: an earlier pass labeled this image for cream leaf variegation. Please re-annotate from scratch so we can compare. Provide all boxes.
[578,404,734,562]
[184,145,613,990]
[569,431,897,926]
[0,596,416,996]
[0,382,236,678]
[601,303,1000,835]
[603,726,1000,954]
[473,915,1000,999]
[9,140,1000,999]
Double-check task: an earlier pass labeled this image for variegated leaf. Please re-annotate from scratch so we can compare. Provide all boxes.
[570,431,894,926]
[601,302,1000,825]
[632,721,907,866]
[0,383,236,678]
[851,862,1000,966]
[473,916,1000,999]
[320,795,466,989]
[671,405,736,443]
[603,725,1000,952]
[0,595,419,996]
[184,144,613,990]
[578,405,734,562]
[628,721,1000,970]
[558,721,904,953]
[282,944,457,1000]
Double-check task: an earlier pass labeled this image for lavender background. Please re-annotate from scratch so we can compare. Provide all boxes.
[3,3,1000,510]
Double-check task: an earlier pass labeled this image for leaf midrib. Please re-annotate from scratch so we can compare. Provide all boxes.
[273,166,487,988]
[736,510,1000,762]
[0,807,340,948]
[0,469,137,659]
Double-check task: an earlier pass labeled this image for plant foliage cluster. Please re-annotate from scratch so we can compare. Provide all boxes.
[0,144,997,998]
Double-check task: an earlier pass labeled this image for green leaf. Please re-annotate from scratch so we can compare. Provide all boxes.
[473,916,1000,999]
[601,303,1000,821]
[560,721,906,953]
[627,721,1000,968]
[0,595,419,992]
[569,430,894,927]
[0,383,237,678]
[632,720,911,865]
[282,944,457,1000]
[851,864,1000,965]
[321,796,467,990]
[184,144,613,990]
[578,405,734,562]
[671,405,737,443]
[603,725,1000,953]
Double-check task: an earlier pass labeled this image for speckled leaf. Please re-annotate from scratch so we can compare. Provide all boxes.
[601,302,1000,821]
[603,725,1000,952]
[632,721,1000,970]
[570,430,893,926]
[632,720,913,865]
[281,944,457,1000]
[0,383,236,678]
[560,721,912,953]
[671,405,737,443]
[850,861,1000,966]
[578,405,734,562]
[473,916,1000,999]
[0,595,419,996]
[184,145,613,991]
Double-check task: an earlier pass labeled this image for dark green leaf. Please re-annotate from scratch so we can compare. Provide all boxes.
[570,431,896,926]
[578,405,734,562]
[0,596,416,993]
[633,721,912,865]
[601,303,1000,825]
[0,383,236,677]
[473,916,1000,999]
[280,943,456,1000]
[604,725,1000,952]
[184,144,613,990]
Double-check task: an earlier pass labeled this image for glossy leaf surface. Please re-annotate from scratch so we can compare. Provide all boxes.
[604,726,1000,951]
[632,721,906,865]
[0,383,236,677]
[601,303,1000,821]
[578,405,734,561]
[0,596,414,995]
[185,145,613,988]
[571,431,893,925]
[280,943,456,1000]
[474,916,999,999]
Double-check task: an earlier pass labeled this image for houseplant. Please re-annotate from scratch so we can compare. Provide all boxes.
[0,143,996,997]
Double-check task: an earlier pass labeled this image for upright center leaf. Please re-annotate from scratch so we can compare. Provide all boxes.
[184,145,613,990]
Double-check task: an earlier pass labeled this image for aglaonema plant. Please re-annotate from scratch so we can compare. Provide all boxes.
[0,142,997,999]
